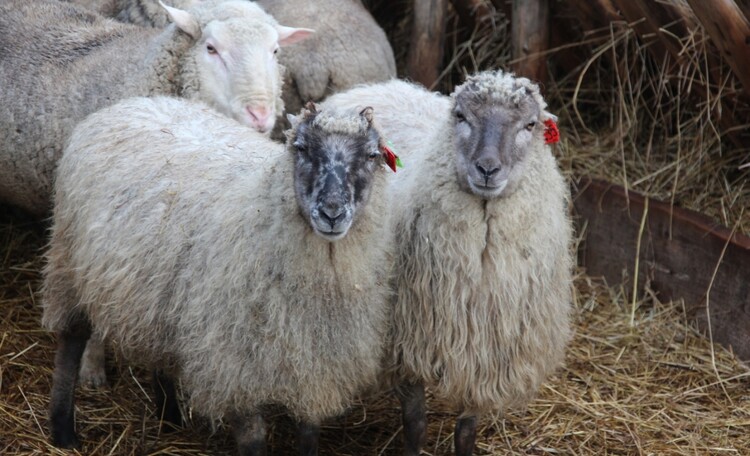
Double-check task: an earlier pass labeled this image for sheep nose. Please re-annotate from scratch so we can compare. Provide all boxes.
[476,163,500,180]
[320,206,345,227]
[246,105,273,132]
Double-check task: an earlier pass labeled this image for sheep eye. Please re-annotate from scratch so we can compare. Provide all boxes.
[273,48,279,55]
[455,111,467,122]
[206,44,218,55]
[294,142,306,153]
[525,121,536,131]
[368,151,379,160]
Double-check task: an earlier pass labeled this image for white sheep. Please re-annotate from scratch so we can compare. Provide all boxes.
[324,71,574,456]
[0,0,313,216]
[42,96,395,455]
[65,0,397,114]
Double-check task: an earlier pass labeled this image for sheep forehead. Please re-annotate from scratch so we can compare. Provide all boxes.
[310,112,369,137]
[204,19,277,49]
[453,70,547,115]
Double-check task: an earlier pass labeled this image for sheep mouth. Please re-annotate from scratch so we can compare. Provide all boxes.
[468,179,508,199]
[311,216,354,242]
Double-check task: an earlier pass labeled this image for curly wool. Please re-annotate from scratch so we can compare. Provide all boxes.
[43,96,394,423]
[324,72,573,416]
[452,69,548,115]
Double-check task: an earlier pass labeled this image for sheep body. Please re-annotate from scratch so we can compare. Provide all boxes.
[324,74,573,416]
[65,0,397,113]
[43,96,393,423]
[0,0,303,215]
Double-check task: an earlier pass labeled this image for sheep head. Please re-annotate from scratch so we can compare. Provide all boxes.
[287,103,385,241]
[450,70,553,199]
[163,0,313,134]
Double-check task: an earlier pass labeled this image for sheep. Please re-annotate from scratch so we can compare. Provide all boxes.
[64,0,397,116]
[323,71,574,456]
[0,0,313,217]
[42,96,396,455]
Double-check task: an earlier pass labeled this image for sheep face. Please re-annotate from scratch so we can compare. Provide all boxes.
[165,1,313,134]
[451,71,546,199]
[289,105,384,241]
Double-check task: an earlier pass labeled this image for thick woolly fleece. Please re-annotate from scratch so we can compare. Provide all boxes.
[42,96,394,423]
[67,0,397,114]
[324,73,573,416]
[0,0,285,215]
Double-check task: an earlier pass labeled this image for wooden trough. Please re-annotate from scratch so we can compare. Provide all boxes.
[574,178,750,361]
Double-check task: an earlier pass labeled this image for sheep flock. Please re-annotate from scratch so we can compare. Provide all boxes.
[0,1,573,455]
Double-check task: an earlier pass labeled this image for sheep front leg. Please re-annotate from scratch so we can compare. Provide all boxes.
[396,382,427,456]
[231,413,268,456]
[78,335,107,388]
[152,370,182,430]
[454,415,477,456]
[49,316,92,449]
[297,420,320,456]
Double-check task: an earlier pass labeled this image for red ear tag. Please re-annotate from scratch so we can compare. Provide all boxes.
[543,119,560,144]
[381,144,399,173]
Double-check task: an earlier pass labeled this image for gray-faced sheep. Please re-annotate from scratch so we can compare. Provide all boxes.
[43,96,395,455]
[65,0,397,115]
[323,71,574,456]
[0,0,312,216]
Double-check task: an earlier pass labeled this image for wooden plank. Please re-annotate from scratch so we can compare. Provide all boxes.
[407,0,449,89]
[574,178,750,361]
[684,0,750,97]
[511,0,549,83]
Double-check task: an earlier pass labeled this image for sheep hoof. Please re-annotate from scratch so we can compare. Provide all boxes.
[78,364,107,389]
[51,430,80,450]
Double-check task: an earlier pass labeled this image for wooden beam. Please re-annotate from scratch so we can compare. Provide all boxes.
[450,0,494,32]
[684,0,750,97]
[407,0,449,89]
[511,0,549,83]
[574,178,750,361]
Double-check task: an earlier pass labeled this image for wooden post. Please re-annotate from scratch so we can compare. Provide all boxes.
[407,0,449,89]
[684,0,750,97]
[450,0,494,33]
[511,0,549,83]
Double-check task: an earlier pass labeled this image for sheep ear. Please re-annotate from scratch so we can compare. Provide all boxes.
[302,101,319,119]
[542,110,558,122]
[276,26,315,47]
[286,113,300,128]
[359,107,374,127]
[160,1,201,40]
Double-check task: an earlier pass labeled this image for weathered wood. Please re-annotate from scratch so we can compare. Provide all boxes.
[563,0,620,32]
[450,0,494,32]
[736,0,750,23]
[511,0,549,83]
[684,0,750,97]
[574,178,750,361]
[407,0,449,89]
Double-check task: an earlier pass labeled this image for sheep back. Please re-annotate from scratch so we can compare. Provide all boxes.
[44,96,393,422]
[0,0,183,215]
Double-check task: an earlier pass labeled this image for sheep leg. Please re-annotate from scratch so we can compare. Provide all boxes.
[78,335,107,388]
[152,370,182,430]
[231,413,268,456]
[395,382,427,456]
[49,316,92,449]
[454,415,477,456]
[297,420,320,456]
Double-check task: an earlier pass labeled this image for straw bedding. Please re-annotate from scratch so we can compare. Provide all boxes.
[3,206,749,455]
[3,0,750,453]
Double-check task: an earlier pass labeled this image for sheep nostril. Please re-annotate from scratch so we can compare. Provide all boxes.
[320,207,344,227]
[476,163,500,179]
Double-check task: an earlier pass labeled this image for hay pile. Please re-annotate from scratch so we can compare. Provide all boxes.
[2,208,749,455]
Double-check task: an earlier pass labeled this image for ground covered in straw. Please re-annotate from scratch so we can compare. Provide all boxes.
[2,207,749,455]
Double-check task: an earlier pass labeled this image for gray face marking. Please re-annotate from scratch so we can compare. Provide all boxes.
[290,109,383,241]
[452,85,542,199]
